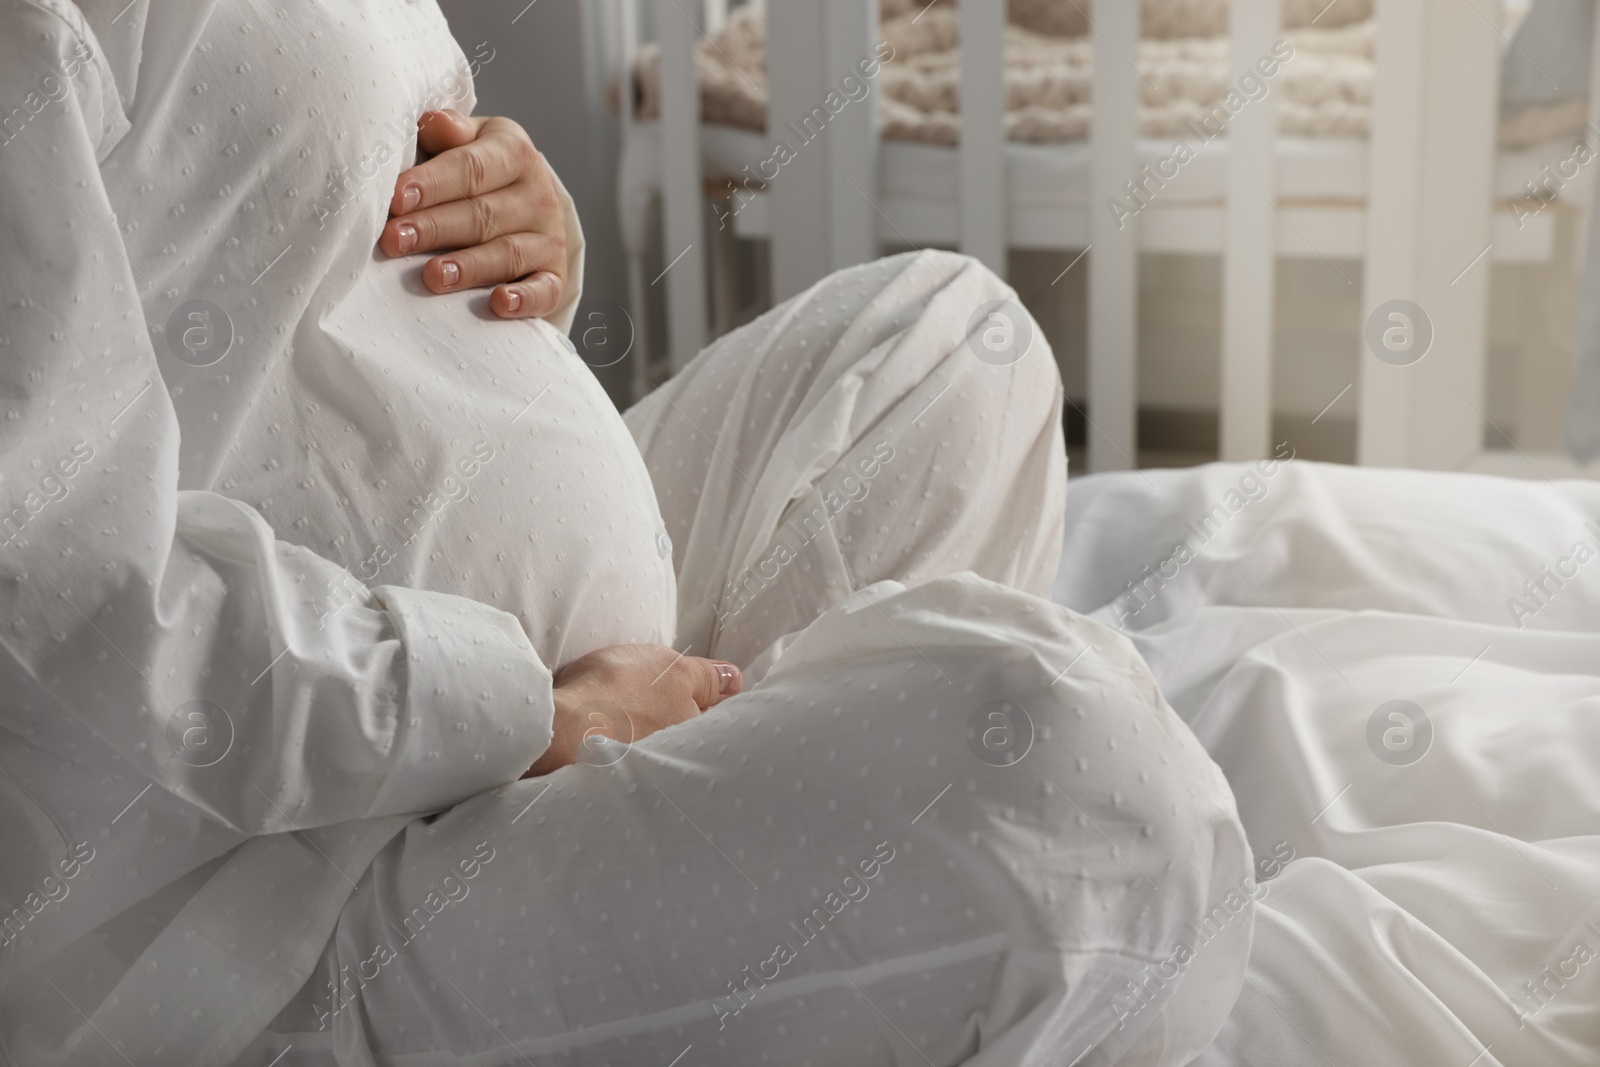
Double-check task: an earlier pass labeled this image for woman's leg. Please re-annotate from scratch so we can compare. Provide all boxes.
[249,254,1250,1065]
[254,574,1250,1067]
[624,250,1067,669]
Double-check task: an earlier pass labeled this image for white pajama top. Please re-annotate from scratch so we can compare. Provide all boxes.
[0,0,673,1058]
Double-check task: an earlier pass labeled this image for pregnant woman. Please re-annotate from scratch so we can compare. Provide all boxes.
[0,3,1250,1065]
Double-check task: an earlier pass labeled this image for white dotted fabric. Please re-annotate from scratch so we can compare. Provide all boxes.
[0,4,1248,1066]
[0,0,667,1061]
[239,252,1249,1067]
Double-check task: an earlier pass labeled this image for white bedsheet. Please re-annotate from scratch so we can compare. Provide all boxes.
[1053,461,1600,1066]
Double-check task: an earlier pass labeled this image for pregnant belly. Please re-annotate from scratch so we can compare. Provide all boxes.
[213,257,677,671]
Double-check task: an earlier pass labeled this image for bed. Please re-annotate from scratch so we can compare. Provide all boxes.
[1051,459,1600,1065]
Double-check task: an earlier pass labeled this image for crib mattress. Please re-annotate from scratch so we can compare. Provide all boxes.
[618,121,1588,255]
[615,1,1585,154]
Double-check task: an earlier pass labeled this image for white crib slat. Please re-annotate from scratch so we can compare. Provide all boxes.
[1576,0,1600,271]
[767,1,833,300]
[1087,1,1141,472]
[702,0,727,35]
[1359,0,1498,468]
[1219,0,1280,460]
[959,0,1006,275]
[826,0,879,270]
[610,0,640,120]
[1358,0,1425,465]
[655,0,708,372]
[626,249,654,399]
[1409,0,1498,469]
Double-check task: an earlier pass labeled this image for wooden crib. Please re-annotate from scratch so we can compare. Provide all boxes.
[605,0,1600,473]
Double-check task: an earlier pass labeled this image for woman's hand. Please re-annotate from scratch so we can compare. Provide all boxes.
[525,645,743,777]
[380,109,567,319]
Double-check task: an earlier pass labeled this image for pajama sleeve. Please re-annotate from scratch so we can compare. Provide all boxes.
[0,7,560,833]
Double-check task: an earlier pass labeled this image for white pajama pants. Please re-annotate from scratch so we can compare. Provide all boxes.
[253,252,1251,1067]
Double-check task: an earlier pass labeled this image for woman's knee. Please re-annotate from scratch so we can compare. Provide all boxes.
[910,586,1251,1056]
[956,618,1244,926]
[771,573,1242,930]
[830,250,1063,471]
[769,574,1250,1056]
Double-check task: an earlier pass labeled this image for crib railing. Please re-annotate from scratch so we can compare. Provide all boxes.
[611,0,1565,472]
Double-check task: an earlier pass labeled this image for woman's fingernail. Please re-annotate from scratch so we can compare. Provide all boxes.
[400,183,421,213]
[396,222,417,254]
[503,288,521,313]
[438,260,460,288]
[713,662,740,695]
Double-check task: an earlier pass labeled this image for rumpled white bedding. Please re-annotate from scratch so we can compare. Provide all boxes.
[1054,460,1600,1066]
